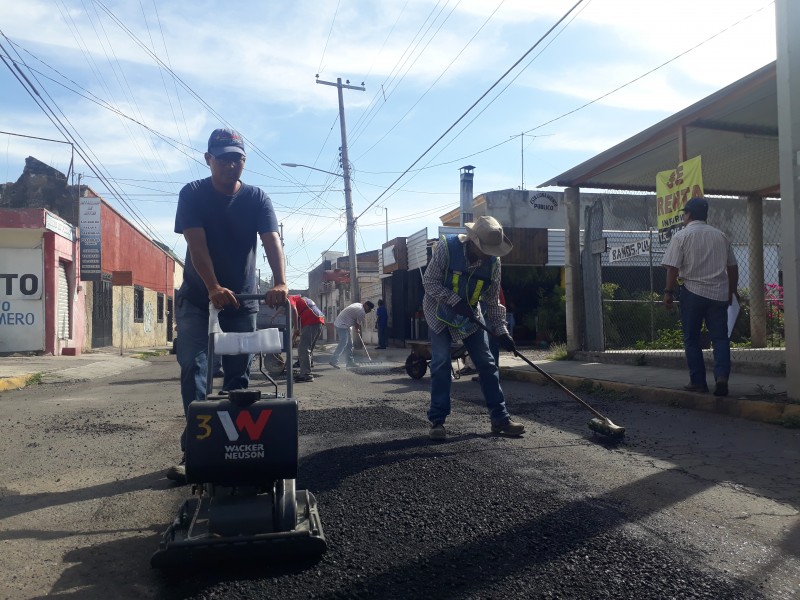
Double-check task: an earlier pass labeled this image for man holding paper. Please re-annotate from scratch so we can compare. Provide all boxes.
[662,197,738,397]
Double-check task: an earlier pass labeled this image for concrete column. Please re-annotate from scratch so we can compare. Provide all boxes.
[747,195,767,347]
[564,187,583,352]
[776,0,800,399]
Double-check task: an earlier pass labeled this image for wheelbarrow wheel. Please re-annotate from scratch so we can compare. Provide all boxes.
[405,353,427,379]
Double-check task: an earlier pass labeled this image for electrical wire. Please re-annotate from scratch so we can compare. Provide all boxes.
[351,0,586,225]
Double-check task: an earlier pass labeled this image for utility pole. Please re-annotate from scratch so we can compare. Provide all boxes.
[316,76,365,302]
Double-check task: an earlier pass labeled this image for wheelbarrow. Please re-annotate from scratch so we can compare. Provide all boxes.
[404,339,469,379]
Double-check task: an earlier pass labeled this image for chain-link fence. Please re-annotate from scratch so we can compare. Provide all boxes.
[593,193,784,368]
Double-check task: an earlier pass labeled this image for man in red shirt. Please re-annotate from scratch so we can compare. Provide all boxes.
[289,295,326,382]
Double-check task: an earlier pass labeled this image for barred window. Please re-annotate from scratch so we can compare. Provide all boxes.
[157,293,164,323]
[134,285,144,323]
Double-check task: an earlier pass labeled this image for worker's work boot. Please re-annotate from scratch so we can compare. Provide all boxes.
[428,423,447,441]
[491,418,525,437]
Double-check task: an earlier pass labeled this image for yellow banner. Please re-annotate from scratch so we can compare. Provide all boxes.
[656,155,704,242]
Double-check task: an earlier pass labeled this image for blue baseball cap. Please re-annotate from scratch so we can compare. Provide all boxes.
[683,196,708,220]
[207,128,245,157]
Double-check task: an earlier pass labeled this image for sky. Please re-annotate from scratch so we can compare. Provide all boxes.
[0,0,778,289]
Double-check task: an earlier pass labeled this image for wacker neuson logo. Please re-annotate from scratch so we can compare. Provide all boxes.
[529,192,558,212]
[194,409,273,459]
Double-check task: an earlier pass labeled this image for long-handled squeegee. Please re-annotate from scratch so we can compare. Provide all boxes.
[355,330,372,362]
[471,319,625,439]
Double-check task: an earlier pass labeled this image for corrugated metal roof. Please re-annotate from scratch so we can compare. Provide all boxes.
[407,227,428,270]
[539,62,779,198]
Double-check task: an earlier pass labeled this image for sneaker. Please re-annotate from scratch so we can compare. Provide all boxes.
[328,361,340,369]
[459,366,477,375]
[714,378,728,397]
[429,423,447,440]
[295,374,314,382]
[166,457,187,485]
[293,361,300,369]
[683,383,709,393]
[491,419,525,436]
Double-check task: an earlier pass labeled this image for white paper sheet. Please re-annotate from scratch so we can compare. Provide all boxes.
[727,294,740,338]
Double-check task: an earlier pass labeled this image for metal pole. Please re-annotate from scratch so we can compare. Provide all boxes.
[776,0,800,400]
[337,79,359,303]
[317,77,365,303]
[385,207,388,243]
[648,229,654,342]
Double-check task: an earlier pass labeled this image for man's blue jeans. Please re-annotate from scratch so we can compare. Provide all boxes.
[331,326,353,365]
[427,325,510,426]
[678,287,730,385]
[176,297,256,450]
[377,324,388,348]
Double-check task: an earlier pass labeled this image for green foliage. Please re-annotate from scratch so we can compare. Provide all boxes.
[535,285,567,343]
[602,284,681,349]
[502,267,563,341]
[634,327,684,350]
[547,343,569,361]
[26,372,43,385]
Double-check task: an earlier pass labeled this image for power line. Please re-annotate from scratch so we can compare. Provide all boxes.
[0,33,169,245]
[351,0,587,224]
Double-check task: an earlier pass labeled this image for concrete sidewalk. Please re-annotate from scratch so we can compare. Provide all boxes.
[498,353,797,427]
[0,348,164,391]
[1,344,796,427]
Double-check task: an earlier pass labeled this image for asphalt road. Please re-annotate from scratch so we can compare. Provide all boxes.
[0,354,797,599]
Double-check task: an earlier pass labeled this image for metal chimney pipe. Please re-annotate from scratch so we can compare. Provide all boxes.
[459,165,475,226]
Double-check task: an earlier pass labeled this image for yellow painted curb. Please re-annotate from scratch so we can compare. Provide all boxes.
[0,375,32,392]
[500,367,788,426]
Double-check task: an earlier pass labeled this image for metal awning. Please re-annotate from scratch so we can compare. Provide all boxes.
[539,62,779,198]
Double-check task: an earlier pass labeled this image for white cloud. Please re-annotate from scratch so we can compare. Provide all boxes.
[0,0,782,288]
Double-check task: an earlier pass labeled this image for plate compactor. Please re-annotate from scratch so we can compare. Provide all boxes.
[151,296,327,568]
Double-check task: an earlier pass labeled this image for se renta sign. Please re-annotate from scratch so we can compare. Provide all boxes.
[0,248,45,352]
[0,298,44,352]
[609,238,651,263]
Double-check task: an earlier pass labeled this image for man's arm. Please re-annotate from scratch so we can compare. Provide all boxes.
[184,227,239,309]
[483,261,508,335]
[260,231,288,307]
[727,264,739,304]
[354,309,365,336]
[663,265,680,309]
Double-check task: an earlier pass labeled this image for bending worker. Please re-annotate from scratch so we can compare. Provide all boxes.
[329,301,374,368]
[422,215,525,440]
[289,294,325,382]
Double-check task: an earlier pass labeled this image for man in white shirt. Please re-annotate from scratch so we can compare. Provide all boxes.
[662,197,738,396]
[330,301,374,368]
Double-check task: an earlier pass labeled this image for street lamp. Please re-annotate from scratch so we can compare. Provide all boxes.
[282,162,359,302]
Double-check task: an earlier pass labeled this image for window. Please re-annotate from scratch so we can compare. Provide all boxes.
[157,293,164,323]
[134,285,144,323]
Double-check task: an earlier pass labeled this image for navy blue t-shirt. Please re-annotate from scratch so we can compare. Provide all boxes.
[174,177,279,314]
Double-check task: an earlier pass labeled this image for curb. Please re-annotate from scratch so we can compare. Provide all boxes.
[500,367,798,426]
[0,375,33,392]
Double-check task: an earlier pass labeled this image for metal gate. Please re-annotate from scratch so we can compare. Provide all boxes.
[91,275,113,347]
[57,262,70,340]
[166,296,174,342]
